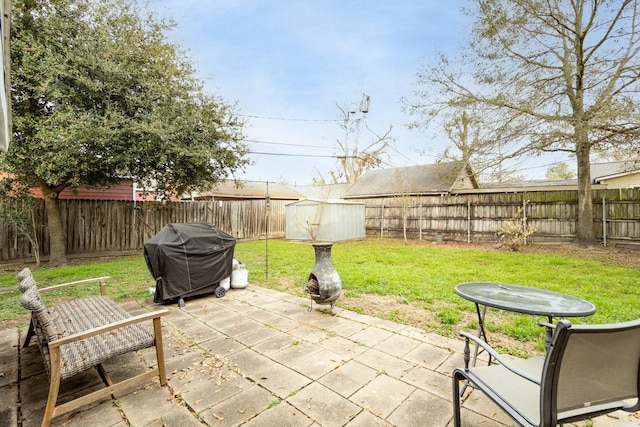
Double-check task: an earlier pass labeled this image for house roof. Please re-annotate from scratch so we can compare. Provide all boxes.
[591,161,640,183]
[453,161,639,194]
[478,178,578,190]
[449,178,589,194]
[343,162,475,199]
[187,180,305,200]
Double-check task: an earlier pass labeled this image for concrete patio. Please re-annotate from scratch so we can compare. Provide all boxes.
[1,284,637,426]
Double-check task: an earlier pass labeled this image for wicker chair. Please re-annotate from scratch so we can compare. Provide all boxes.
[17,269,169,427]
[452,319,640,426]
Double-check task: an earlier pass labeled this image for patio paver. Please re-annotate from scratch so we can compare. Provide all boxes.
[2,284,638,426]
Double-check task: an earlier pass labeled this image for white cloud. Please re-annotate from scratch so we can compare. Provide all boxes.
[148,0,564,184]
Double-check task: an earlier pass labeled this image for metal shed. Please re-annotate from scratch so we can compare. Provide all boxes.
[285,199,365,242]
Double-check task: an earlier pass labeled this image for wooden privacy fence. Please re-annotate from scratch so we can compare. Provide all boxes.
[363,188,640,247]
[0,199,286,261]
[1,188,639,261]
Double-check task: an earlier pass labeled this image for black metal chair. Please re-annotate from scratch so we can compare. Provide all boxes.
[452,319,640,426]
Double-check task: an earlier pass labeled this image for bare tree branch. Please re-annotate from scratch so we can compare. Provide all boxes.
[407,0,640,246]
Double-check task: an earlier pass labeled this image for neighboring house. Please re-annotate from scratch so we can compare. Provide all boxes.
[0,172,178,201]
[0,171,137,201]
[452,161,639,195]
[452,178,591,194]
[36,180,137,201]
[342,162,479,199]
[134,182,182,202]
[30,180,172,201]
[591,161,640,189]
[185,180,305,201]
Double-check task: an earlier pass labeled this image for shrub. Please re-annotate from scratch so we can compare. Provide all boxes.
[496,207,536,251]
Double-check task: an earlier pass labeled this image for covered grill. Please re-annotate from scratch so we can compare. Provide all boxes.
[144,222,236,305]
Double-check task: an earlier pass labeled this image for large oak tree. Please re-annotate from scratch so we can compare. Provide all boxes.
[409,0,640,246]
[3,0,248,265]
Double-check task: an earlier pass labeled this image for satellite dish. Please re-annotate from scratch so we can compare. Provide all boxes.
[359,94,370,113]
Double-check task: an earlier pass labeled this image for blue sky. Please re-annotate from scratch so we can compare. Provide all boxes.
[148,1,558,185]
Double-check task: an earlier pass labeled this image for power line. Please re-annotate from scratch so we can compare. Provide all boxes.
[250,151,374,160]
[517,160,574,173]
[242,139,332,150]
[246,139,416,166]
[250,151,336,158]
[238,114,337,122]
[388,144,420,166]
[244,138,419,164]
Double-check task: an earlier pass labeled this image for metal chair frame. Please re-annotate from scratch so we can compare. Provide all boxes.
[453,319,640,426]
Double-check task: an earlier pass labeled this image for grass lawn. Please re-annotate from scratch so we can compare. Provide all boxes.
[1,237,639,356]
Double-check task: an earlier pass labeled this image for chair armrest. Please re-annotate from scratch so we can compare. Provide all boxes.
[39,276,111,296]
[48,308,169,349]
[459,331,541,385]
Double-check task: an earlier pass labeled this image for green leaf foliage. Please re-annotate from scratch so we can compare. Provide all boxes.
[4,0,248,196]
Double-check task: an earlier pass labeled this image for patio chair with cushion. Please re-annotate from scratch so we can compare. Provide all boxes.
[17,268,169,427]
[452,319,640,426]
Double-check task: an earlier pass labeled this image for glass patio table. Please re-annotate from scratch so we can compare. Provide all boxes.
[455,282,596,365]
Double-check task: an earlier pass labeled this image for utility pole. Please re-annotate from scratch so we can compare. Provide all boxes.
[265,181,270,280]
[342,94,370,182]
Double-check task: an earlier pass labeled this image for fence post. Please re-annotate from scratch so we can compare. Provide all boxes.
[523,200,528,246]
[419,202,423,241]
[467,201,471,243]
[380,201,385,238]
[602,197,607,247]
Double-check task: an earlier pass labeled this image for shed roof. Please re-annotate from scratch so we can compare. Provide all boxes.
[285,198,363,206]
[291,183,353,201]
[343,162,475,198]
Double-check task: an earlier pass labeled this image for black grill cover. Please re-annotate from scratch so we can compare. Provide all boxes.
[144,223,236,303]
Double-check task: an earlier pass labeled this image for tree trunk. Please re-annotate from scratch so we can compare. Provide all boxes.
[40,186,68,266]
[574,138,597,247]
